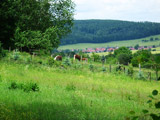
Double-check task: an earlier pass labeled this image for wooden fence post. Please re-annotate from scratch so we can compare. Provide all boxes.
[109,64,111,72]
[139,63,141,72]
[148,72,151,81]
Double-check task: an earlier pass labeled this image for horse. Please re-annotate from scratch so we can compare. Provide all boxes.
[82,58,88,62]
[74,54,81,61]
[54,55,62,61]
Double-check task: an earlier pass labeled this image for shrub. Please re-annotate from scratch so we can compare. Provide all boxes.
[8,82,18,89]
[137,71,145,80]
[25,56,32,64]
[47,57,55,66]
[8,81,39,92]
[73,63,82,69]
[89,64,94,72]
[62,57,71,66]
[23,83,39,92]
[128,90,160,120]
[126,65,134,77]
[102,66,107,72]
[38,60,43,64]
[10,50,20,61]
[54,60,62,67]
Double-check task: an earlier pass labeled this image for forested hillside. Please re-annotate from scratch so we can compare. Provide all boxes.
[61,20,160,45]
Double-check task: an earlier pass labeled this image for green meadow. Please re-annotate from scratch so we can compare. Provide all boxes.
[59,34,160,50]
[0,54,159,120]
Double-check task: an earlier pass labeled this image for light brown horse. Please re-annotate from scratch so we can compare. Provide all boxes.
[74,54,81,61]
[82,58,88,62]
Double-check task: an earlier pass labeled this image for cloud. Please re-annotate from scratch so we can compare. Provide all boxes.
[73,0,160,22]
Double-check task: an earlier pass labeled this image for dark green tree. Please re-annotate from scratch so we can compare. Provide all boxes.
[134,44,139,50]
[131,50,152,67]
[117,53,131,65]
[114,47,132,56]
[114,47,132,65]
[0,0,75,51]
[152,55,160,80]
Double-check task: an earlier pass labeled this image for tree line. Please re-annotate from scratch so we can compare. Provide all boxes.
[0,0,75,52]
[61,20,160,45]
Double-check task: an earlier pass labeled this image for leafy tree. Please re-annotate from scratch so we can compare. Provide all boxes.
[0,0,17,49]
[14,26,60,52]
[117,53,131,65]
[152,55,160,80]
[114,47,132,56]
[114,47,132,65]
[91,53,100,62]
[0,0,75,50]
[131,50,152,67]
[134,44,139,50]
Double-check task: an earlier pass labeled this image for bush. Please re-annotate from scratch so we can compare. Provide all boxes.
[117,53,131,65]
[54,60,62,67]
[8,81,39,92]
[10,50,20,61]
[23,83,39,92]
[73,63,82,69]
[137,71,145,80]
[62,57,71,66]
[128,90,160,120]
[24,56,32,64]
[102,66,107,72]
[126,65,134,77]
[89,64,94,72]
[47,57,55,66]
[8,82,18,89]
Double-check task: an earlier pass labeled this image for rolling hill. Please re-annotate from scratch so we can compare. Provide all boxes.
[59,34,160,50]
[61,20,160,45]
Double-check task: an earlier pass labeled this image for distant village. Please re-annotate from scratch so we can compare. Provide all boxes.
[57,45,158,54]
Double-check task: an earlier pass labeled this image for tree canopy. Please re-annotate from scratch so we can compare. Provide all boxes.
[61,20,160,45]
[0,0,75,51]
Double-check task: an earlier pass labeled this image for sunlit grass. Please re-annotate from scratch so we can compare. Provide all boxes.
[59,34,160,50]
[0,61,159,120]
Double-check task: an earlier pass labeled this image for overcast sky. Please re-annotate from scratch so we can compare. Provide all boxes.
[73,0,160,22]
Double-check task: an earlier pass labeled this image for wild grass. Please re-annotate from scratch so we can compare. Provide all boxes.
[0,59,160,120]
[59,34,160,50]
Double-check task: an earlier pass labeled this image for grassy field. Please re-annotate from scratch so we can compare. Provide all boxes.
[87,49,160,56]
[0,55,160,120]
[59,34,160,50]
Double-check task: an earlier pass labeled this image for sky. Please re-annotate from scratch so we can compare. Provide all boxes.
[73,0,160,22]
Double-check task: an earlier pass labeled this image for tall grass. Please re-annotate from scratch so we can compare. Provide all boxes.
[0,60,159,120]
